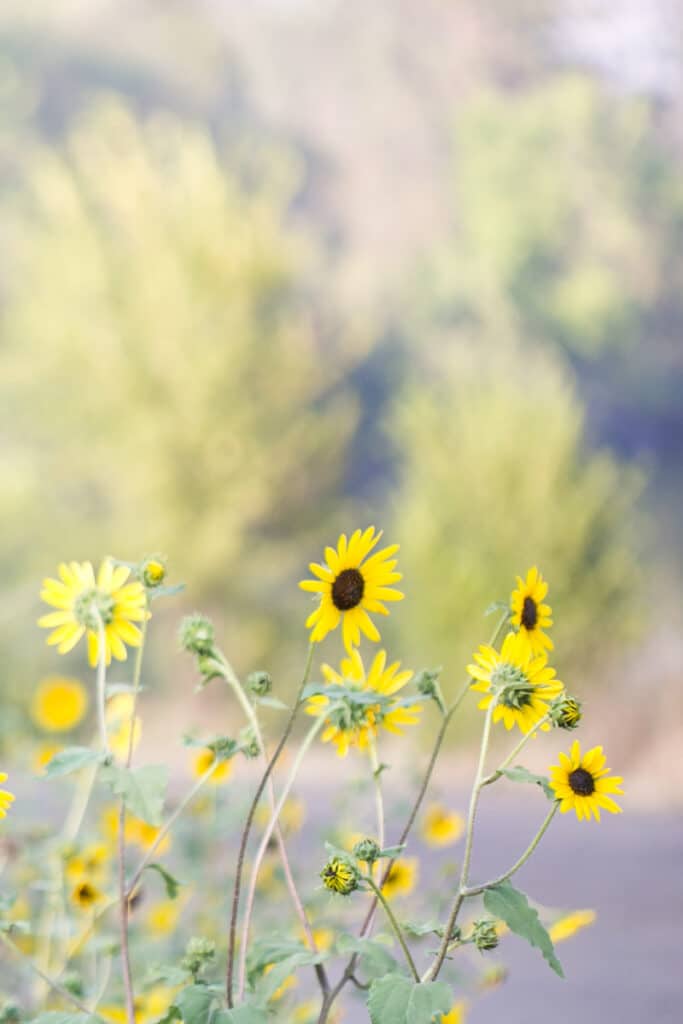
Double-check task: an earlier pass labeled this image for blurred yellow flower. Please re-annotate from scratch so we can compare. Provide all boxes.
[256,796,305,833]
[39,559,147,666]
[145,898,183,937]
[30,676,88,732]
[0,772,14,820]
[65,843,109,885]
[550,741,623,822]
[300,527,403,651]
[468,631,563,732]
[549,908,596,943]
[70,879,104,912]
[306,648,420,757]
[128,818,171,855]
[192,748,232,785]
[421,804,464,847]
[33,742,63,775]
[299,925,335,952]
[264,962,298,1001]
[106,694,141,760]
[381,858,418,900]
[441,1003,467,1024]
[510,566,553,657]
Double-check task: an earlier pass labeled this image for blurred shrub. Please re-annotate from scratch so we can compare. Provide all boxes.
[0,98,360,676]
[388,338,643,693]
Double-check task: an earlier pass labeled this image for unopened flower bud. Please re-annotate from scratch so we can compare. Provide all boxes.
[239,725,261,759]
[321,856,360,896]
[181,936,216,979]
[140,555,167,588]
[472,918,499,952]
[179,614,216,657]
[352,838,381,865]
[414,668,441,698]
[550,694,582,731]
[247,670,272,697]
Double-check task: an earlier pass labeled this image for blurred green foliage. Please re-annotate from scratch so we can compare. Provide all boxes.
[389,339,642,689]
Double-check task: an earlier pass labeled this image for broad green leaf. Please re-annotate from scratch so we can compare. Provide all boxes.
[378,844,406,859]
[483,882,564,978]
[144,963,189,986]
[253,950,327,1002]
[144,863,183,900]
[402,920,444,938]
[101,764,167,825]
[500,766,554,800]
[173,986,218,1024]
[368,975,452,1024]
[214,1010,268,1024]
[335,933,398,977]
[43,748,105,778]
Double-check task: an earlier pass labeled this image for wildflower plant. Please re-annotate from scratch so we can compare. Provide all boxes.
[0,534,623,1024]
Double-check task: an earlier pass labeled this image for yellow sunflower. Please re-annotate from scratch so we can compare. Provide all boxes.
[192,748,232,785]
[381,857,418,900]
[421,804,464,848]
[39,559,147,666]
[306,648,421,757]
[299,527,403,651]
[510,566,553,657]
[549,741,623,822]
[468,631,563,732]
[441,1004,467,1024]
[549,909,596,943]
[70,879,104,912]
[0,772,15,820]
[31,676,89,732]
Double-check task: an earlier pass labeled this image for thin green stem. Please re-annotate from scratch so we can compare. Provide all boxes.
[237,708,332,1000]
[94,620,110,757]
[462,802,559,897]
[481,712,551,787]
[366,739,385,935]
[362,877,419,982]
[226,644,314,1007]
[1,932,100,1016]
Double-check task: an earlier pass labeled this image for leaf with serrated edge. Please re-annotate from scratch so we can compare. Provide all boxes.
[483,881,564,978]
[501,766,554,800]
[144,863,183,900]
[101,764,167,826]
[368,975,452,1024]
[44,748,105,778]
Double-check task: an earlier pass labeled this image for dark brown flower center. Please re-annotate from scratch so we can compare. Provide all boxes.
[521,595,538,630]
[332,568,365,611]
[568,767,595,796]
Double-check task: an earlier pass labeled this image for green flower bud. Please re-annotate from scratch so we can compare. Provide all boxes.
[239,725,261,759]
[472,918,499,952]
[550,694,582,730]
[179,614,216,657]
[181,936,216,979]
[352,837,381,865]
[247,670,273,697]
[321,856,360,896]
[414,668,441,698]
[62,972,85,998]
[140,555,167,588]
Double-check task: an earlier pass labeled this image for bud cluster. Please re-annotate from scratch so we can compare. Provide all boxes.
[471,918,499,952]
[352,837,381,865]
[181,936,216,980]
[550,694,582,730]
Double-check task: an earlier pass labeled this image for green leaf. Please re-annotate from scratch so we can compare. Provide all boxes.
[26,1015,101,1024]
[43,748,106,778]
[253,696,289,711]
[144,963,190,986]
[500,766,554,800]
[402,920,444,938]
[214,1010,268,1024]
[368,975,452,1024]
[253,951,326,1003]
[149,583,186,602]
[335,934,398,978]
[144,863,183,900]
[173,986,218,1024]
[483,881,564,978]
[378,844,405,859]
[485,601,510,618]
[101,764,167,825]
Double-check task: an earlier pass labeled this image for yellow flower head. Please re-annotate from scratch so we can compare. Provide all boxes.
[299,527,403,651]
[264,962,298,1002]
[70,879,104,912]
[39,559,148,667]
[441,1003,467,1024]
[381,857,418,900]
[549,908,596,943]
[510,566,553,657]
[549,740,623,822]
[421,804,464,848]
[468,631,563,733]
[33,743,63,775]
[0,772,15,820]
[105,694,142,760]
[321,857,359,895]
[192,748,232,785]
[65,843,109,885]
[145,898,183,937]
[31,676,89,732]
[306,648,420,757]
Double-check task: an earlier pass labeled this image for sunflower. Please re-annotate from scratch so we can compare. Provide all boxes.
[70,879,104,912]
[441,1004,467,1024]
[468,631,563,732]
[0,772,14,820]
[192,748,232,785]
[549,740,623,822]
[306,648,421,757]
[39,559,148,667]
[381,857,418,900]
[510,567,553,657]
[549,908,596,943]
[421,804,464,848]
[31,676,89,732]
[299,527,403,651]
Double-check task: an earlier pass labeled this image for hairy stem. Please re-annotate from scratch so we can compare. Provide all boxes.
[362,878,419,982]
[225,644,314,1007]
[462,802,559,896]
[481,712,551,787]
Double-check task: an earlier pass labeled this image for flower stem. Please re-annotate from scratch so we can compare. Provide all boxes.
[0,932,100,1016]
[481,712,551,787]
[237,709,331,1001]
[225,644,314,1007]
[462,802,559,896]
[366,739,385,935]
[362,877,419,982]
[95,619,110,757]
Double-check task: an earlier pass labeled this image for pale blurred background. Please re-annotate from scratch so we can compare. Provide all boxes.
[1,1,683,1020]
